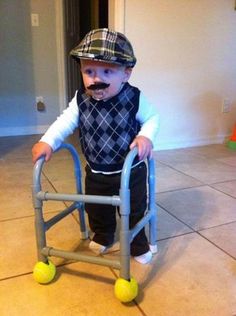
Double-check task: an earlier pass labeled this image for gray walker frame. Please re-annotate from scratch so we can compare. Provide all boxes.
[32,143,157,281]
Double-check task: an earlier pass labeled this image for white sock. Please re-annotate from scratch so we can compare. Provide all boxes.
[89,241,107,254]
[150,244,158,254]
[108,241,120,252]
[89,241,120,254]
[134,250,153,264]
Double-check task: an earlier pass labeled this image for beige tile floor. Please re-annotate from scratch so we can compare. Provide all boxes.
[0,135,235,316]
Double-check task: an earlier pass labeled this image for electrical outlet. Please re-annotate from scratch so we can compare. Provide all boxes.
[31,13,39,27]
[36,96,46,111]
[37,101,45,111]
[36,96,43,103]
[222,98,231,113]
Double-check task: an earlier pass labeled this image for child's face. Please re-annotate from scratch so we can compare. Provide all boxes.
[80,59,132,101]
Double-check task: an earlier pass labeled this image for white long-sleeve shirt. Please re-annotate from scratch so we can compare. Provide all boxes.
[41,91,159,153]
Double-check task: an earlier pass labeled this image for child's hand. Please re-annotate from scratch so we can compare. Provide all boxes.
[129,136,153,160]
[32,142,53,164]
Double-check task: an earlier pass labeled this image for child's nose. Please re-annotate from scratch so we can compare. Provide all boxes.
[93,70,103,82]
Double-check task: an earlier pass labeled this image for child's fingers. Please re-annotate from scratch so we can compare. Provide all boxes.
[32,142,52,163]
[130,136,153,160]
[130,139,144,159]
[129,139,137,150]
[44,150,53,162]
[138,145,152,160]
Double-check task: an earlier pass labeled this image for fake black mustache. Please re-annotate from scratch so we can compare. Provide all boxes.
[87,82,110,90]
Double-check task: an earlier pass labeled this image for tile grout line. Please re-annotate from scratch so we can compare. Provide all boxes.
[109,268,149,316]
[1,261,148,316]
[0,209,67,224]
[155,159,206,184]
[197,220,236,232]
[156,157,236,187]
[208,183,236,199]
[156,204,236,260]
[0,260,92,283]
[132,302,149,316]
[0,271,33,282]
[197,232,236,260]
[157,231,196,242]
[157,181,236,196]
[157,183,206,195]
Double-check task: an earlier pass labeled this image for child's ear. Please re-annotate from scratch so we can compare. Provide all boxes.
[123,67,132,82]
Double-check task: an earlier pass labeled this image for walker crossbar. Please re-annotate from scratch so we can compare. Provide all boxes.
[41,247,121,269]
[44,202,79,231]
[36,191,121,206]
[32,143,157,298]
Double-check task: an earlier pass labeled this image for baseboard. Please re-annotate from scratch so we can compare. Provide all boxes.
[0,127,229,150]
[155,135,229,151]
[0,125,50,137]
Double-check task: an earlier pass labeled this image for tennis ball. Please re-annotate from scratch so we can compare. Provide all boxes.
[114,277,138,302]
[33,261,56,284]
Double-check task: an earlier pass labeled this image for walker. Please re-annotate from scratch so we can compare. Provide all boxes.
[32,143,157,302]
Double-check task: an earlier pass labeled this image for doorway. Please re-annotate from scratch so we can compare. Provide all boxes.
[64,0,108,102]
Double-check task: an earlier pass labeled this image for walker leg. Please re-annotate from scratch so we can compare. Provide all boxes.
[148,158,158,251]
[34,206,48,263]
[149,210,158,252]
[77,204,89,239]
[114,213,138,303]
[119,213,130,280]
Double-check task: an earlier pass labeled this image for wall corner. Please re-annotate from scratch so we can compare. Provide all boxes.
[108,0,125,33]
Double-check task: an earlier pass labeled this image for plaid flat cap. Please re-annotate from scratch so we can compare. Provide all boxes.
[70,28,136,67]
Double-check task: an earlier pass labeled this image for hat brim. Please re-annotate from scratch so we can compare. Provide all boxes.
[70,53,136,68]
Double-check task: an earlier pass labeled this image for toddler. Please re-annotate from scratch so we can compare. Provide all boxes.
[32,28,159,264]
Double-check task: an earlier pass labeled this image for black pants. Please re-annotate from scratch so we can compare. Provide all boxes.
[85,162,149,256]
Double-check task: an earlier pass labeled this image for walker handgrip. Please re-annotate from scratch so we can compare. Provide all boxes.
[121,146,156,192]
[32,143,83,196]
[33,155,46,188]
[121,147,139,190]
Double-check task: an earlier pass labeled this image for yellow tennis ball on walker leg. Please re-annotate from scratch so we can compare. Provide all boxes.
[114,277,138,302]
[33,261,56,284]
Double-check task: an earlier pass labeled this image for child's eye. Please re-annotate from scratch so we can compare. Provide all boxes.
[84,69,93,75]
[104,69,112,75]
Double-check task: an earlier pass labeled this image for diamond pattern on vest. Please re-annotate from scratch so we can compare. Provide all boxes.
[78,84,140,171]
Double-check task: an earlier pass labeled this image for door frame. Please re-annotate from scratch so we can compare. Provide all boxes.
[55,0,67,112]
[55,0,125,111]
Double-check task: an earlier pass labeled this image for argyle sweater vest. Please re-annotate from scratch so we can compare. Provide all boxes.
[77,83,140,172]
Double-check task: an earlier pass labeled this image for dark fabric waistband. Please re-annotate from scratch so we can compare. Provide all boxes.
[85,161,146,176]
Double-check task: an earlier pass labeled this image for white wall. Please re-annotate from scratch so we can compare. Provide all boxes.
[30,0,61,129]
[1,0,236,151]
[0,0,60,136]
[123,0,236,149]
